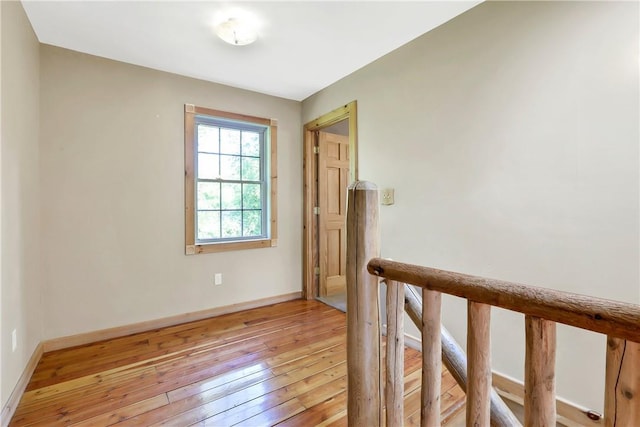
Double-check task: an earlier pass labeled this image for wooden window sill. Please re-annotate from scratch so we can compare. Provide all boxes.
[186,238,277,254]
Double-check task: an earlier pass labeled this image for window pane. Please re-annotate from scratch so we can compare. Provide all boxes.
[197,211,220,240]
[197,182,220,209]
[197,124,219,153]
[189,110,273,248]
[243,210,262,236]
[242,157,260,181]
[220,128,241,154]
[220,155,240,180]
[198,153,219,179]
[221,211,242,238]
[242,131,260,157]
[221,183,241,209]
[243,184,261,209]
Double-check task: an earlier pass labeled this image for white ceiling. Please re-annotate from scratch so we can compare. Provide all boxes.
[22,1,480,101]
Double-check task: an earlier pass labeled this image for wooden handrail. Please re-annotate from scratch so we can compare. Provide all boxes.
[346,181,639,426]
[368,258,640,343]
[368,258,640,427]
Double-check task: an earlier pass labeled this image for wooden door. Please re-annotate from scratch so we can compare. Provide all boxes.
[318,131,350,296]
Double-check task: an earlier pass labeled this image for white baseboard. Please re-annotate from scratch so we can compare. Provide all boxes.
[1,342,43,427]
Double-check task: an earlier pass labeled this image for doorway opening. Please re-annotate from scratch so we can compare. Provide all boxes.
[303,101,358,310]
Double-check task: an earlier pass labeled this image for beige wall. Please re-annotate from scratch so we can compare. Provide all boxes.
[3,0,638,413]
[1,1,43,407]
[39,46,302,340]
[303,1,639,410]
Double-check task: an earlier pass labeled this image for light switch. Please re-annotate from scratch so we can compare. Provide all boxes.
[381,188,395,205]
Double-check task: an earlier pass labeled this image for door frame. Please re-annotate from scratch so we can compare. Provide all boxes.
[302,101,358,300]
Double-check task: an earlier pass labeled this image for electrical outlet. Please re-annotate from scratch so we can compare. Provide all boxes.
[12,329,17,352]
[214,273,223,286]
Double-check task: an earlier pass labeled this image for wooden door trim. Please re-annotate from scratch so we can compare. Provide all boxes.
[302,101,358,300]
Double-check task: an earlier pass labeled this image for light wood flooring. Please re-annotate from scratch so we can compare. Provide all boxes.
[10,299,465,426]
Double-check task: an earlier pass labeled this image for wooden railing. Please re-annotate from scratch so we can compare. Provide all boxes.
[346,181,640,427]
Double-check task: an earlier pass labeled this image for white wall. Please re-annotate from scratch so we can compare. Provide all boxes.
[303,1,639,410]
[1,1,43,407]
[39,46,302,340]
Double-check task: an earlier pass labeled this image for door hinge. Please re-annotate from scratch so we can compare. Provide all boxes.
[313,207,320,215]
[313,146,319,154]
[314,267,320,275]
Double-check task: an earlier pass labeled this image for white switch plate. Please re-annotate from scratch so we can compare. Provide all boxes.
[12,329,17,352]
[214,273,223,286]
[381,188,395,205]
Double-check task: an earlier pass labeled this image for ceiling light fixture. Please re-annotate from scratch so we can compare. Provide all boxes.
[215,18,258,46]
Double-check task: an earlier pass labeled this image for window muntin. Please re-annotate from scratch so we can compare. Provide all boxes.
[185,104,277,254]
[195,118,268,243]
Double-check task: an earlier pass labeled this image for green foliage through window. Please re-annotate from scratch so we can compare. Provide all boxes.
[194,117,268,243]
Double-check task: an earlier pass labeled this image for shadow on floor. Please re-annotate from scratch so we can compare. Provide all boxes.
[316,292,347,313]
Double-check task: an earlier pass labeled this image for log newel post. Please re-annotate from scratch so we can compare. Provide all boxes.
[346,181,381,426]
[605,337,640,426]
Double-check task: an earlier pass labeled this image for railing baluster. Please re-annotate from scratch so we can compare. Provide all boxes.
[361,213,640,427]
[605,337,640,427]
[421,288,442,427]
[404,285,521,427]
[385,279,405,426]
[346,181,381,426]
[467,301,492,427]
[524,316,556,427]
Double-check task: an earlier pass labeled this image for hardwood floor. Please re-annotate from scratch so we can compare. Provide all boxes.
[9,299,465,426]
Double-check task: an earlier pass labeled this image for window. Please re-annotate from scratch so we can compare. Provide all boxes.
[184,104,277,254]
